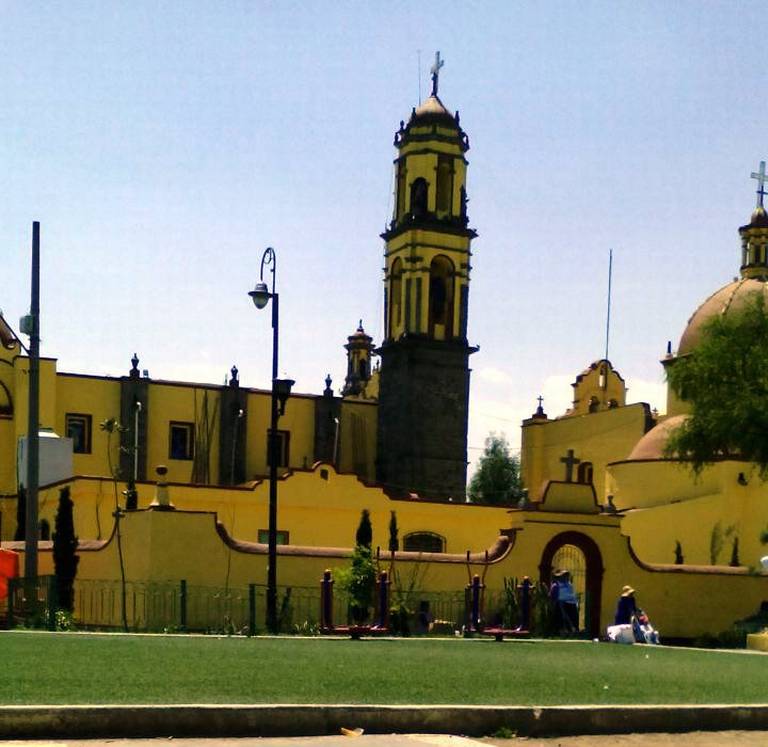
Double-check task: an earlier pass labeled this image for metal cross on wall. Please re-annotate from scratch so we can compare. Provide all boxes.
[430,51,444,97]
[560,449,581,482]
[751,160,767,208]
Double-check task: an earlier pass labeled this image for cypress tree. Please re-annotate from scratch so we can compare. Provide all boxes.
[674,540,684,565]
[730,536,740,567]
[388,510,399,552]
[52,486,79,612]
[355,509,372,549]
[14,486,26,541]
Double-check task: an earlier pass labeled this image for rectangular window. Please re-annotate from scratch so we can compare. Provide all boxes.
[65,413,92,454]
[266,429,290,468]
[257,529,289,545]
[169,421,194,460]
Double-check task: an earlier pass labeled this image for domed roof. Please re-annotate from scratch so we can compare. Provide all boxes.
[348,322,371,341]
[745,205,768,228]
[677,277,768,356]
[414,94,452,119]
[627,415,688,460]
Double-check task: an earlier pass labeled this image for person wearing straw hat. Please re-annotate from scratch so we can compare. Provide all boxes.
[614,585,637,625]
[550,569,579,633]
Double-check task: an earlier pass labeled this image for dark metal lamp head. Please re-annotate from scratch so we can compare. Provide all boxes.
[274,378,295,415]
[249,281,271,309]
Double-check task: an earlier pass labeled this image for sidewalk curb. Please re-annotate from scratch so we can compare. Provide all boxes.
[0,704,767,739]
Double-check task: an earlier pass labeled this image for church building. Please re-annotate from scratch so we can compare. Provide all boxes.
[2,62,768,642]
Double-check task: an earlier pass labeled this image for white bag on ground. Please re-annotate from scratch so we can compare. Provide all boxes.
[607,623,635,644]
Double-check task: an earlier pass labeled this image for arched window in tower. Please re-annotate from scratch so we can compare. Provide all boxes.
[410,177,428,218]
[428,255,455,340]
[436,156,453,218]
[359,358,368,380]
[395,159,407,222]
[389,258,403,338]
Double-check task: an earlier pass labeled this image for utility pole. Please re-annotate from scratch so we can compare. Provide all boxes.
[24,221,40,586]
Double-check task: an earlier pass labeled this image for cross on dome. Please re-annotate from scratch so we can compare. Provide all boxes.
[751,160,767,208]
[430,51,445,97]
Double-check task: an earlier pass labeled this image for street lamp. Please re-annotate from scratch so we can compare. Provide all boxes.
[249,247,294,634]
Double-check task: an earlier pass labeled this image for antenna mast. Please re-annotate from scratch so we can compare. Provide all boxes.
[417,50,422,104]
[603,249,613,388]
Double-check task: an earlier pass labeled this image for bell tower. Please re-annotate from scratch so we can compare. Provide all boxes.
[376,54,477,500]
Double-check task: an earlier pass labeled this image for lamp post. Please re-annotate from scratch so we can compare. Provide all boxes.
[249,247,294,634]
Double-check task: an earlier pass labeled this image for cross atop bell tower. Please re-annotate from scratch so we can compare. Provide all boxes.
[430,51,444,97]
[751,160,767,209]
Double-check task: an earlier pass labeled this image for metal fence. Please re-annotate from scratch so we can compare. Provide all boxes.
[68,579,348,633]
[5,576,544,636]
[6,576,59,630]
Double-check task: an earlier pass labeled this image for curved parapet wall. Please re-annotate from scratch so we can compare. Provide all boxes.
[215,520,516,566]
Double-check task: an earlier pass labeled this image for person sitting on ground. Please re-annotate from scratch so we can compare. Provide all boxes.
[614,585,638,625]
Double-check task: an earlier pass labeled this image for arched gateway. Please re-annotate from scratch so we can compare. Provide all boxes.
[539,531,604,638]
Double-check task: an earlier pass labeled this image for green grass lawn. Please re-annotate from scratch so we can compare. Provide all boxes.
[4,631,767,706]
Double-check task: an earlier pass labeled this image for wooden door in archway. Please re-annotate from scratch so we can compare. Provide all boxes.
[539,531,604,639]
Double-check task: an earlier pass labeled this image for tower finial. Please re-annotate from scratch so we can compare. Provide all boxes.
[430,51,444,97]
[751,160,767,209]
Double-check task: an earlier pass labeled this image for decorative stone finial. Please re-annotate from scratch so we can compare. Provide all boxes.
[149,464,175,511]
[130,353,140,379]
[324,374,333,397]
[230,364,239,388]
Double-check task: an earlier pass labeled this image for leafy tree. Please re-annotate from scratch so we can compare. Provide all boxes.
[52,486,79,612]
[468,434,523,505]
[348,544,376,624]
[345,509,376,624]
[665,295,768,477]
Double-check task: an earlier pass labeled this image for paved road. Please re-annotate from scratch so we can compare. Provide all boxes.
[1,732,768,746]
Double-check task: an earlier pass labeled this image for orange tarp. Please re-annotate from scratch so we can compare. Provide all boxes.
[0,549,20,600]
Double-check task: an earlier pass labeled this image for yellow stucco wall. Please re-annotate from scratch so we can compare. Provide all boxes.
[618,460,768,567]
[27,464,511,554]
[242,390,317,478]
[337,400,377,480]
[15,504,768,639]
[56,375,121,480]
[521,403,650,505]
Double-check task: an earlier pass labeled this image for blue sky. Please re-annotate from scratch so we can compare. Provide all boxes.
[1,2,765,470]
